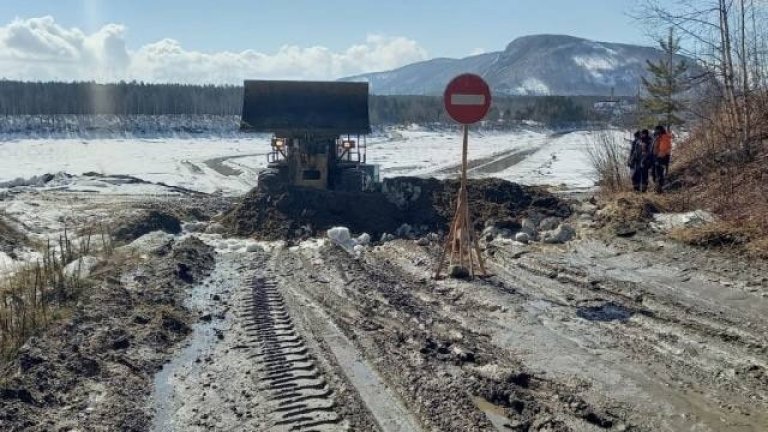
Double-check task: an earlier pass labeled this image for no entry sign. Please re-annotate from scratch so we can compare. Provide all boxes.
[443,74,491,124]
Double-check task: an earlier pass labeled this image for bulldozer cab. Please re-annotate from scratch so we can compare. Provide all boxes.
[240,80,376,192]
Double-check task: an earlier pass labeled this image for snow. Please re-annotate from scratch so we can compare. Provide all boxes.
[0,127,618,276]
[0,128,609,197]
[0,137,270,195]
[488,131,611,190]
[651,210,715,232]
[514,78,550,95]
[572,55,619,71]
[370,129,550,178]
[63,256,100,278]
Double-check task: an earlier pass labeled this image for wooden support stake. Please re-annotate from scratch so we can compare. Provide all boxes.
[434,125,487,279]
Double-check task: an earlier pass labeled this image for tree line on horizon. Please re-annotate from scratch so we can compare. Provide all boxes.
[0,80,614,127]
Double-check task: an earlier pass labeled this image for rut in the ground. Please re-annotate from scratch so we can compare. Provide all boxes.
[241,271,344,431]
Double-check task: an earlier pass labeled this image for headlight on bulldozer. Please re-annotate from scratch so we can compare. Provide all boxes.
[341,140,356,150]
[272,138,286,148]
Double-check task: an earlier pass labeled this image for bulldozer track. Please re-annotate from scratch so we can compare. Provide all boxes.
[242,273,344,431]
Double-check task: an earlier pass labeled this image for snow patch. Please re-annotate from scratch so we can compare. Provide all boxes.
[514,78,550,95]
[651,210,716,232]
[63,256,100,278]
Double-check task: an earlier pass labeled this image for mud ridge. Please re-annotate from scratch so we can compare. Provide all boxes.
[241,271,344,431]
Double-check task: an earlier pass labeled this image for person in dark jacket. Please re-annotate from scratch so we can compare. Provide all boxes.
[628,131,644,191]
[628,130,653,192]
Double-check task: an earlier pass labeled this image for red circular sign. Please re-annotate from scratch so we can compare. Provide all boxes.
[444,74,492,124]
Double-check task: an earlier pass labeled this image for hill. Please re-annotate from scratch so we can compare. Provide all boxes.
[343,34,690,96]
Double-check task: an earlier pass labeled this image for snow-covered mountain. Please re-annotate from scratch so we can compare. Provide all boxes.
[343,34,687,97]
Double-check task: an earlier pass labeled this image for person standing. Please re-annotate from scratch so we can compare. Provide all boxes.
[632,129,654,192]
[652,125,672,193]
[628,131,646,191]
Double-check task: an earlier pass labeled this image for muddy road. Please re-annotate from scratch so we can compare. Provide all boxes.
[2,189,766,431]
[151,227,767,431]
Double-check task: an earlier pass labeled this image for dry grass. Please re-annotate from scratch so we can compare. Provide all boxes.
[0,225,113,361]
[746,238,768,259]
[665,93,768,256]
[586,130,632,193]
[594,190,692,228]
[669,220,756,247]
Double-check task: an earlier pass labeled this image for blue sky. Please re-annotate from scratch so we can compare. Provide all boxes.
[0,1,648,83]
[0,0,645,56]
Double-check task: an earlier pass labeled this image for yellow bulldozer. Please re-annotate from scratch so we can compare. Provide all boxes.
[240,80,378,192]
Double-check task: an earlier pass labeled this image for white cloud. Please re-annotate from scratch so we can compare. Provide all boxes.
[0,16,428,83]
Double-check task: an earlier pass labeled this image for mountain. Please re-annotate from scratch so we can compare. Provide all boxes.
[342,34,687,97]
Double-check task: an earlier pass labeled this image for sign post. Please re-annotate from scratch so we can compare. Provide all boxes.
[435,74,491,279]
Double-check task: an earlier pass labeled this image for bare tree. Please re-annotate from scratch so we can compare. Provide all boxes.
[640,0,767,158]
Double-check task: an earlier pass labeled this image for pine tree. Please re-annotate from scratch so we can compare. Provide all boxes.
[640,28,689,129]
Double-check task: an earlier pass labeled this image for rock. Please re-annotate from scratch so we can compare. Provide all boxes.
[615,224,637,238]
[245,243,260,253]
[542,223,575,244]
[520,218,537,236]
[579,202,598,215]
[380,233,395,242]
[482,225,514,242]
[448,265,470,279]
[515,232,531,244]
[538,216,561,231]
[204,222,226,234]
[481,226,496,242]
[120,231,175,256]
[356,233,371,246]
[63,256,100,278]
[415,237,430,246]
[183,222,208,233]
[451,345,475,363]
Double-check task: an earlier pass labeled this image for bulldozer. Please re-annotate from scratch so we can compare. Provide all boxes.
[240,80,379,193]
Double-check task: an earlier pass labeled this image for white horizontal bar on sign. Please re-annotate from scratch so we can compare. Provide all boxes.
[450,94,486,106]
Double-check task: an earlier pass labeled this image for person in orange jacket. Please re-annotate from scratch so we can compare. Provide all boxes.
[652,125,672,193]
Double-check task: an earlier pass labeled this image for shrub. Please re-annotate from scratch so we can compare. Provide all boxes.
[586,130,631,193]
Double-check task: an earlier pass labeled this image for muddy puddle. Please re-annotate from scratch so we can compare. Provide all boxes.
[473,397,517,431]
[150,253,244,432]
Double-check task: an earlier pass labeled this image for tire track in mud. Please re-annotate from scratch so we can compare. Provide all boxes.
[241,271,344,431]
[486,247,768,430]
[276,246,632,431]
[509,253,768,393]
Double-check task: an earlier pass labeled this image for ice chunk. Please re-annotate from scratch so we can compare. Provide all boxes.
[651,210,715,232]
[327,226,358,254]
[356,233,371,246]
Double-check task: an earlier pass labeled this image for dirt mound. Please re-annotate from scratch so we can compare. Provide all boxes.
[0,237,214,431]
[112,210,182,243]
[224,177,572,240]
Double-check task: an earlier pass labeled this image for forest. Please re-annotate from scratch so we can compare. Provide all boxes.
[0,80,613,128]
